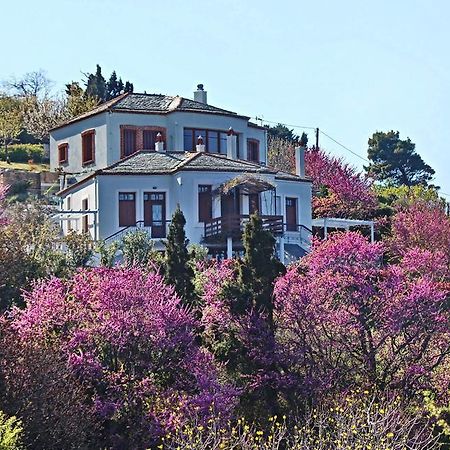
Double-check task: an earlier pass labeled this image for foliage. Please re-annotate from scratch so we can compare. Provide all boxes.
[2,70,52,99]
[0,144,45,163]
[121,228,155,267]
[64,230,93,268]
[306,148,378,219]
[96,239,120,268]
[0,322,100,449]
[274,232,450,401]
[84,64,133,103]
[375,184,443,209]
[0,183,7,226]
[164,392,440,449]
[365,130,435,186]
[267,136,296,173]
[0,200,66,309]
[0,96,22,159]
[64,82,99,118]
[266,123,300,143]
[165,206,196,305]
[11,267,237,447]
[0,411,23,450]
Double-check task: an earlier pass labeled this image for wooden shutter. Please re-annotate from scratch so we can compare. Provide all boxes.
[247,139,259,163]
[286,197,298,231]
[122,129,137,157]
[143,130,158,150]
[82,130,95,164]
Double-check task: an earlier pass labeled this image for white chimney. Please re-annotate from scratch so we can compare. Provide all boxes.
[196,135,206,152]
[226,128,237,159]
[194,83,207,104]
[155,133,165,152]
[295,146,306,177]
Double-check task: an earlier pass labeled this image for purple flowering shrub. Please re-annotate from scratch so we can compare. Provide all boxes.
[11,267,238,448]
[274,232,450,399]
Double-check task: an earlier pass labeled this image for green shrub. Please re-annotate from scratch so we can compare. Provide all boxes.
[0,144,47,163]
[0,410,23,450]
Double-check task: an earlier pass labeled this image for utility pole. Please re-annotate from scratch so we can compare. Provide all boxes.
[315,127,319,149]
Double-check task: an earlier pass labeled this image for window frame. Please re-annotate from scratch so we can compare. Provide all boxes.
[58,142,69,164]
[247,138,260,163]
[184,128,239,155]
[81,129,95,165]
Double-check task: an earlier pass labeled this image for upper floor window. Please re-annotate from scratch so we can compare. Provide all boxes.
[82,130,95,165]
[122,128,137,157]
[58,143,68,164]
[184,128,238,155]
[247,139,259,163]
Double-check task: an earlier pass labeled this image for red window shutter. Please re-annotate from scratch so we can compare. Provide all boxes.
[143,130,158,150]
[123,129,137,157]
[118,193,136,227]
[82,131,95,164]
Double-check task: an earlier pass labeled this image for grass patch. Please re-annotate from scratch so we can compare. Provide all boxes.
[0,161,50,172]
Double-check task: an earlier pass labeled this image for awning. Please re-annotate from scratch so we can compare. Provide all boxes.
[215,174,275,195]
[312,217,375,243]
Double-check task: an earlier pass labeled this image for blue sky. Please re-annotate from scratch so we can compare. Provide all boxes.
[2,0,449,195]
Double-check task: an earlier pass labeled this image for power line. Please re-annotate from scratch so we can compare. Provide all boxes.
[319,130,369,163]
[254,117,317,131]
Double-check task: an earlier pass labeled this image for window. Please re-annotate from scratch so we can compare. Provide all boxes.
[82,198,89,233]
[82,130,95,165]
[122,128,137,157]
[184,128,238,155]
[118,192,136,227]
[249,193,260,215]
[247,139,259,163]
[143,130,159,150]
[198,185,212,222]
[58,143,68,164]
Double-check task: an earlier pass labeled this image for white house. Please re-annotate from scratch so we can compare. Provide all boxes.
[51,85,312,261]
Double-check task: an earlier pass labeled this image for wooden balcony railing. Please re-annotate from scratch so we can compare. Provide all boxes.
[204,214,284,240]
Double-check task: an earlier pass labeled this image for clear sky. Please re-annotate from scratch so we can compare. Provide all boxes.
[1,0,449,195]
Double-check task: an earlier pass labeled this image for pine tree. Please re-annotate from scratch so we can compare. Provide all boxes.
[106,71,119,100]
[85,65,107,102]
[239,213,285,328]
[124,81,134,93]
[164,206,195,305]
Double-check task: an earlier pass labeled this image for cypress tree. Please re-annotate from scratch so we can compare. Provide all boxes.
[164,206,195,305]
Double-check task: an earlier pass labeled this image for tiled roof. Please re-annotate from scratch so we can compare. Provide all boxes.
[58,151,310,196]
[100,151,274,175]
[51,92,247,130]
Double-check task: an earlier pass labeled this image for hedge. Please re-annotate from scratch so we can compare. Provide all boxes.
[0,144,48,163]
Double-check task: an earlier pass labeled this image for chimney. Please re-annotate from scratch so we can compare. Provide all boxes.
[155,133,165,152]
[295,146,306,177]
[226,127,237,159]
[194,83,207,104]
[196,135,206,152]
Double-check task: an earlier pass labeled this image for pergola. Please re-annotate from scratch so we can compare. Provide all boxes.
[312,217,375,243]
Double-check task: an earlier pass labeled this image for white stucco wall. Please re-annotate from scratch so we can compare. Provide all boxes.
[50,113,108,175]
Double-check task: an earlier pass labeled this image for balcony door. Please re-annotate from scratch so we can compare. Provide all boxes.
[144,192,166,238]
[286,197,298,231]
[221,190,240,233]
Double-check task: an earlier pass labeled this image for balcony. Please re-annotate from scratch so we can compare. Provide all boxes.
[203,214,284,242]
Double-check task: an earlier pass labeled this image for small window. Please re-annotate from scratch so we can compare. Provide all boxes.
[58,143,68,164]
[118,192,136,227]
[82,130,95,165]
[122,128,137,157]
[247,139,259,163]
[198,185,212,222]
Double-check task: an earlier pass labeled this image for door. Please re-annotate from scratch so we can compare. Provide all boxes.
[248,193,260,215]
[118,192,136,227]
[144,192,166,238]
[286,197,298,231]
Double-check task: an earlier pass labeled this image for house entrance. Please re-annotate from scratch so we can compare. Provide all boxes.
[144,192,166,238]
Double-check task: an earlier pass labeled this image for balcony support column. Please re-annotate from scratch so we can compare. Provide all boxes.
[227,236,233,259]
[279,236,285,264]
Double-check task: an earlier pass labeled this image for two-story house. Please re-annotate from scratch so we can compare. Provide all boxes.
[51,85,312,261]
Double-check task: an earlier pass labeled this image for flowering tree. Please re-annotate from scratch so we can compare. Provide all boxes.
[389,199,450,263]
[274,232,450,399]
[0,183,8,226]
[305,148,378,219]
[11,267,237,448]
